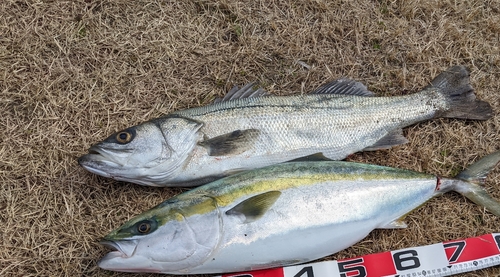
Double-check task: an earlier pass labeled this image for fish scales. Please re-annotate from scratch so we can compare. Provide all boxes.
[172,90,446,182]
[206,178,434,273]
[176,90,446,159]
[98,152,500,274]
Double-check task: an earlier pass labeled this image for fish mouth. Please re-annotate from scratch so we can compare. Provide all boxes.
[100,239,137,258]
[88,148,102,156]
[78,152,146,184]
[77,156,113,178]
[80,145,135,164]
[78,145,125,176]
[87,146,122,162]
[99,240,162,273]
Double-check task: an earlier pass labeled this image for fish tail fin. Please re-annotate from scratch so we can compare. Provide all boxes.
[450,151,500,216]
[429,65,492,120]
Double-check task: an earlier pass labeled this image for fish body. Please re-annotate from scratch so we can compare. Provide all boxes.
[79,66,492,186]
[98,152,500,274]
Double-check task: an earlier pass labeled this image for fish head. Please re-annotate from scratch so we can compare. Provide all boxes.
[78,117,203,186]
[99,195,221,274]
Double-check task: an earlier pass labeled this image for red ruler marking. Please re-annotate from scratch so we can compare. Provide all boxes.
[220,233,500,277]
[444,233,500,264]
[338,252,396,276]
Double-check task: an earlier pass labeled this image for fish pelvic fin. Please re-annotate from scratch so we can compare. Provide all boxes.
[448,151,500,217]
[363,129,409,151]
[428,65,492,120]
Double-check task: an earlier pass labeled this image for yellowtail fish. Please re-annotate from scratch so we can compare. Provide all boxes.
[79,66,492,186]
[98,151,500,274]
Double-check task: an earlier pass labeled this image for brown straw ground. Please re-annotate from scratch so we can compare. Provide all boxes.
[1,1,499,276]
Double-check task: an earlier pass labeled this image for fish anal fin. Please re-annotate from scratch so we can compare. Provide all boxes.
[311,78,374,96]
[224,168,247,176]
[363,130,409,151]
[199,129,260,156]
[287,153,332,162]
[379,219,408,229]
[226,191,282,223]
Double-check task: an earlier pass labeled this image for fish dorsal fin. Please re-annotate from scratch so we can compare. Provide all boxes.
[198,129,260,156]
[311,78,374,96]
[226,191,282,223]
[213,82,270,103]
[287,153,332,162]
[363,129,409,151]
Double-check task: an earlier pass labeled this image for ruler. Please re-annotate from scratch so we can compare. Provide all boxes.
[220,233,500,277]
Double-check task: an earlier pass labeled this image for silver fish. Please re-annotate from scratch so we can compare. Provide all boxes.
[98,152,500,274]
[79,66,492,186]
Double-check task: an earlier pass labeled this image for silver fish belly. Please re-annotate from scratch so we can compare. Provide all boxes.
[98,152,500,274]
[79,66,492,186]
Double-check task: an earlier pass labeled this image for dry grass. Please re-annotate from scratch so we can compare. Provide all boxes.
[1,0,499,276]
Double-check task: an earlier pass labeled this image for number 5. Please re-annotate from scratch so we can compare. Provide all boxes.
[337,258,367,277]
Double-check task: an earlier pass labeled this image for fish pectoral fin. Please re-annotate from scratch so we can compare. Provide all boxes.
[226,191,282,223]
[198,129,260,156]
[287,153,333,162]
[363,129,409,151]
[379,219,408,229]
[310,78,374,96]
[213,82,270,103]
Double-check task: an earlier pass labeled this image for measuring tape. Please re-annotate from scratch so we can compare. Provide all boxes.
[220,233,500,277]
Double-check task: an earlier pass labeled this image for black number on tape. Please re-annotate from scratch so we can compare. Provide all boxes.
[393,250,421,271]
[494,234,500,250]
[293,266,313,277]
[443,241,466,263]
[338,258,367,277]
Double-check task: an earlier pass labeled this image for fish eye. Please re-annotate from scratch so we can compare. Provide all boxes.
[128,218,157,236]
[137,222,151,234]
[116,131,132,144]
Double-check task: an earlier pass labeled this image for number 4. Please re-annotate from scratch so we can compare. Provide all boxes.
[293,266,314,277]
